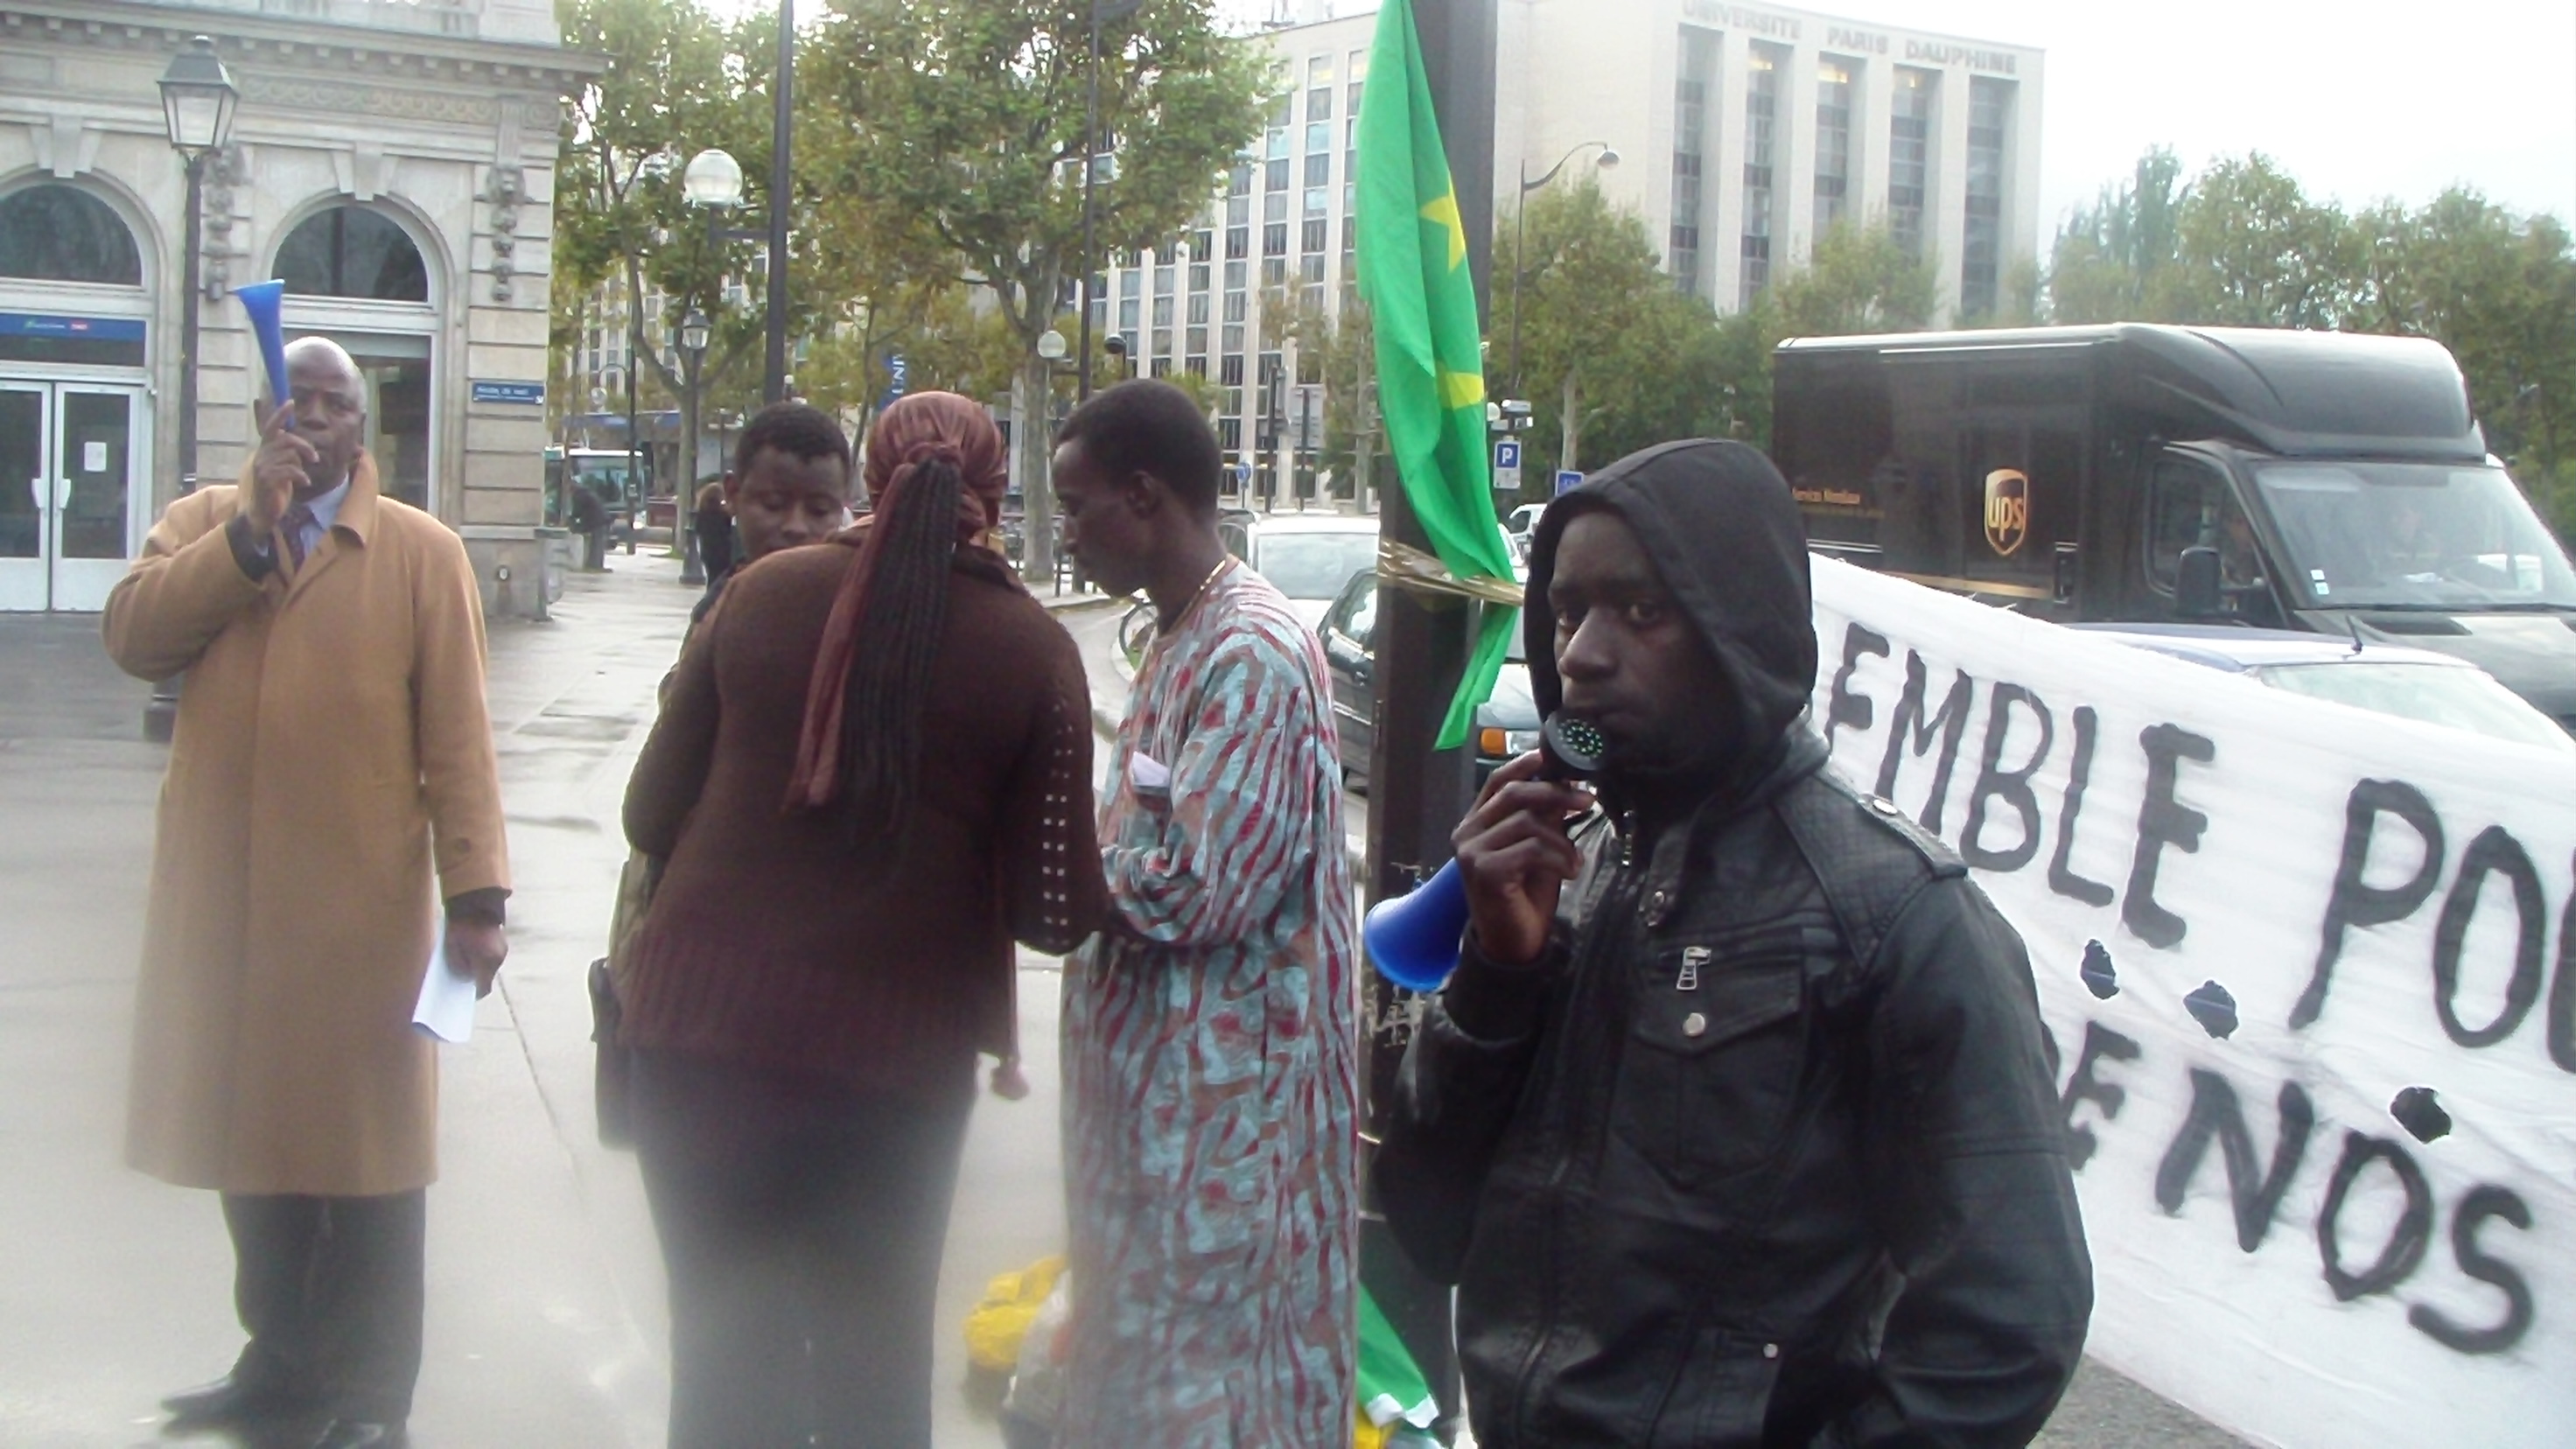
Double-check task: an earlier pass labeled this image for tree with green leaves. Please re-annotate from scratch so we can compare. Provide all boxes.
[804,0,1272,578]
[1495,178,1721,486]
[556,0,786,492]
[1768,220,1939,338]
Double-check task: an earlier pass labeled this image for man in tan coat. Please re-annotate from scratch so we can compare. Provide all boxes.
[102,338,509,1449]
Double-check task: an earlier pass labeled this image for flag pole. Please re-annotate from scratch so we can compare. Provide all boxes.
[1359,0,1496,1436]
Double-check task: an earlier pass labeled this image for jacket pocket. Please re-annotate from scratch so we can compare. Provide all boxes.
[1614,951,1808,1189]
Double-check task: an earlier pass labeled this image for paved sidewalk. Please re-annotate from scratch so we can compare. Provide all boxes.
[0,556,2243,1449]
[0,559,1066,1449]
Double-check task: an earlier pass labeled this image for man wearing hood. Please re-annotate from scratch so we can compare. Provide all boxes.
[1376,440,2091,1446]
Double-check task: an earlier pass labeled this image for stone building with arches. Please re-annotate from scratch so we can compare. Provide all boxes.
[0,0,598,615]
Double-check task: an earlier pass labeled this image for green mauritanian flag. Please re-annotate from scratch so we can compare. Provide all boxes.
[1355,0,1519,750]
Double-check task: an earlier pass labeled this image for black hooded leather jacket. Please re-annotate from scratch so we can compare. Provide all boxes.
[1376,441,2092,1446]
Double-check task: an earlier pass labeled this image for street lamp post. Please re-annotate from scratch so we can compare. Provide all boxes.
[685,148,766,589]
[145,35,240,744]
[1507,142,1618,401]
[158,34,238,491]
[765,0,794,405]
[677,306,711,585]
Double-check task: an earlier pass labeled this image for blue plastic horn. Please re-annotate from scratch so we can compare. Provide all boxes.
[1362,714,1608,992]
[233,278,291,420]
[1364,858,1471,991]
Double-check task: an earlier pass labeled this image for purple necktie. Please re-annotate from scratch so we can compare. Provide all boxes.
[283,502,316,571]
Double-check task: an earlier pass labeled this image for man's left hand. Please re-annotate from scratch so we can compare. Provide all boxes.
[445,921,509,998]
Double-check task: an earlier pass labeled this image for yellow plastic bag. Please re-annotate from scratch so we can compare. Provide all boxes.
[962,1255,1066,1374]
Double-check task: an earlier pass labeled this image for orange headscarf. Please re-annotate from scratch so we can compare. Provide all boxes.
[786,392,1016,813]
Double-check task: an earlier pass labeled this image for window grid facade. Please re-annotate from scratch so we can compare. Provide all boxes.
[1739,42,1785,308]
[1961,75,2010,318]
[1669,27,1718,298]
[1814,57,1853,239]
[1889,67,1936,261]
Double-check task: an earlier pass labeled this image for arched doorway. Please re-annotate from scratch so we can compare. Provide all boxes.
[275,203,438,512]
[0,181,153,612]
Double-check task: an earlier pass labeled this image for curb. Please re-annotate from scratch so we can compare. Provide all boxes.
[1040,592,1124,614]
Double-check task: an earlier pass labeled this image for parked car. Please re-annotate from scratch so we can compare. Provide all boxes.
[1318,569,1539,789]
[1221,510,1381,631]
[1503,500,1546,557]
[2073,625,2576,755]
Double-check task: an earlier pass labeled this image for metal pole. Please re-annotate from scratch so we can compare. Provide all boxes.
[1508,158,1526,399]
[1361,0,1494,1436]
[622,348,639,555]
[177,150,205,486]
[1077,0,1101,401]
[679,342,704,585]
[764,0,794,404]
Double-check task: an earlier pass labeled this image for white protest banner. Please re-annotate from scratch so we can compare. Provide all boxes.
[1807,556,2576,1449]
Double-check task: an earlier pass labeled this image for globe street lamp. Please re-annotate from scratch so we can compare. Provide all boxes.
[1508,142,1619,401]
[677,306,711,584]
[684,148,766,589]
[158,34,238,490]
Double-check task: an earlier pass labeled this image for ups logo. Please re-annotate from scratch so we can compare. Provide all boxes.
[1984,469,2030,557]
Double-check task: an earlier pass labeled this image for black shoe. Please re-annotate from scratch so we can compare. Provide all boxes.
[160,1373,311,1428]
[306,1420,406,1449]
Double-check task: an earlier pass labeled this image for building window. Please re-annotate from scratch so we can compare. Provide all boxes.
[1190,262,1211,293]
[1188,326,1208,355]
[277,206,430,302]
[1267,158,1291,192]
[1815,58,1854,239]
[0,185,142,285]
[1222,324,1245,353]
[1669,27,1718,298]
[1263,257,1288,287]
[1226,261,1248,290]
[1152,328,1172,357]
[1740,42,1785,307]
[1187,293,1209,325]
[1889,68,1936,261]
[1152,296,1175,327]
[1119,296,1140,329]
[1300,256,1326,284]
[1264,223,1289,256]
[1306,122,1332,155]
[1222,354,1244,386]
[1152,358,1172,379]
[1229,162,1253,197]
[1304,187,1330,218]
[1187,354,1208,376]
[1302,218,1330,254]
[1223,291,1248,323]
[1227,227,1250,260]
[1219,417,1242,452]
[1962,76,2012,318]
[1305,152,1332,186]
[1228,195,1250,226]
[1265,191,1289,222]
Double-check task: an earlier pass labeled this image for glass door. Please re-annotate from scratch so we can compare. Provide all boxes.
[0,382,47,611]
[52,386,139,610]
[0,382,143,611]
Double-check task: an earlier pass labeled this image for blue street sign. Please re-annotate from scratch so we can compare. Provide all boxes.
[0,312,146,340]
[471,380,545,406]
[881,352,909,407]
[1554,469,1585,496]
[1494,439,1522,471]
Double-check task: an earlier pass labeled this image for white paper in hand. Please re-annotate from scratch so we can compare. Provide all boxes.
[411,920,477,1044]
[1127,750,1172,797]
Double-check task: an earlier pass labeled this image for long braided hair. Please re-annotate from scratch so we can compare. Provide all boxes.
[785,392,1013,839]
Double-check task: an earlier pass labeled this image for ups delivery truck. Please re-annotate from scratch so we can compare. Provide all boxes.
[1772,323,2576,734]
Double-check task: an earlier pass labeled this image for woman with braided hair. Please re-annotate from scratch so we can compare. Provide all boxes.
[619,390,1105,1448]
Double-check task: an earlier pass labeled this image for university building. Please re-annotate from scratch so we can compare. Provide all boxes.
[1095,0,2042,493]
[0,0,594,615]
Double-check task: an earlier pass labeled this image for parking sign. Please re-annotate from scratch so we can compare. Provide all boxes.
[1494,439,1522,493]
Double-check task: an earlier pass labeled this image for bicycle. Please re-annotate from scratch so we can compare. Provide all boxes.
[1117,595,1157,669]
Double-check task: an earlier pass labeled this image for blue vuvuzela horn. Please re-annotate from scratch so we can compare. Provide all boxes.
[233,278,291,424]
[1362,714,1607,992]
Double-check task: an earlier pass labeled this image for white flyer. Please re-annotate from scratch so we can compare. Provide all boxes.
[410,921,477,1044]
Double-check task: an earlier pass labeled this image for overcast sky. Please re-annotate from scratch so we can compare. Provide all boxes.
[1226,0,2576,231]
